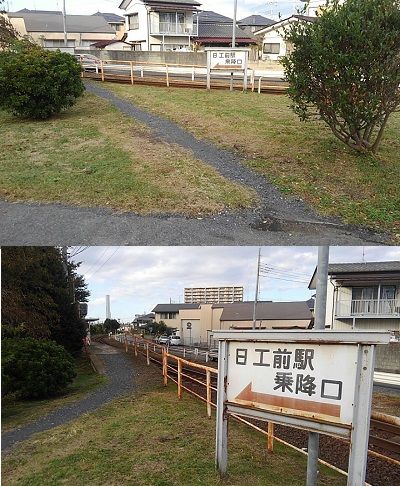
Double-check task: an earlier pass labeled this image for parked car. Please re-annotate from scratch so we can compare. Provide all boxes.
[169,335,181,346]
[158,335,170,345]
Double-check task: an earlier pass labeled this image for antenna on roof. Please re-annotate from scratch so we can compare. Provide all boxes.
[62,0,67,47]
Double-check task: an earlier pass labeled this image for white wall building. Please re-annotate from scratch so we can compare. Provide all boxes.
[309,262,400,332]
[119,0,201,52]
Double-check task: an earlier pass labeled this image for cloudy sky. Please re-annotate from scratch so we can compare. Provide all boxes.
[7,0,304,20]
[70,246,400,321]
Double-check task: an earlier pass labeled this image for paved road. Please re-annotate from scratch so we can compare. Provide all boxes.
[2,342,135,453]
[0,83,389,245]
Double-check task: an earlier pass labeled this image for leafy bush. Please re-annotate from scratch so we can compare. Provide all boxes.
[0,41,84,119]
[2,338,76,399]
[282,0,400,153]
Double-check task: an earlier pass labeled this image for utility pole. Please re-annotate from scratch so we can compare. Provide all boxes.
[252,248,261,329]
[307,246,329,486]
[232,0,238,47]
[62,0,67,47]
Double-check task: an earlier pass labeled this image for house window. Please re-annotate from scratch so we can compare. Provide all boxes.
[160,312,177,320]
[129,13,139,30]
[44,39,75,48]
[263,43,280,54]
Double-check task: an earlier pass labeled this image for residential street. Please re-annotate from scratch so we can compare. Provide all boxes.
[1,341,135,453]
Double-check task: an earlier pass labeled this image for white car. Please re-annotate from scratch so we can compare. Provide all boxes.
[169,335,181,346]
[158,335,170,345]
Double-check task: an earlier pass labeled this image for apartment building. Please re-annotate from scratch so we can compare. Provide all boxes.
[184,286,244,304]
[119,0,201,51]
[309,261,400,332]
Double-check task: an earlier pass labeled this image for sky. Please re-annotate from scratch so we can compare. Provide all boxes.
[6,0,305,21]
[70,246,400,321]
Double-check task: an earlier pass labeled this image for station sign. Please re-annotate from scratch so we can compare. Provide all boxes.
[205,47,250,91]
[209,50,248,70]
[213,330,390,486]
[228,341,358,427]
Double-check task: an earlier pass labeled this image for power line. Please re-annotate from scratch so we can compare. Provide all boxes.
[86,247,121,280]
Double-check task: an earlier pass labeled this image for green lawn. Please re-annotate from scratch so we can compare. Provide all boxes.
[0,92,255,216]
[1,356,106,433]
[1,354,344,486]
[104,82,400,238]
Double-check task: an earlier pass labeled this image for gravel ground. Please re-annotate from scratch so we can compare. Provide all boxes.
[1,342,135,453]
[0,84,389,245]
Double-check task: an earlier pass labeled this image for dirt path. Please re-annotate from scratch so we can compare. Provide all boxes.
[1,342,135,453]
[0,83,390,245]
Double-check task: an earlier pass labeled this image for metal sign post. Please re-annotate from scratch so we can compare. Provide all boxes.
[214,330,390,485]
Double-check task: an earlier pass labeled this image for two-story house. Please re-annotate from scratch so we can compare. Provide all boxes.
[119,0,201,52]
[309,262,400,333]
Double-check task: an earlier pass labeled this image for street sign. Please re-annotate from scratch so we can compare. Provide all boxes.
[213,330,390,486]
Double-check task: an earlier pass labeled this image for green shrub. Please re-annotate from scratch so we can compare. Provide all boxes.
[0,41,84,119]
[2,338,76,399]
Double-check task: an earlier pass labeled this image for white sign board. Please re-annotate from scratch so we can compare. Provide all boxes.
[227,341,358,427]
[213,331,390,485]
[209,50,248,70]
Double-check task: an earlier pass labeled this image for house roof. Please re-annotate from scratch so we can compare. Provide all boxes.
[219,301,312,322]
[197,23,256,43]
[254,14,316,35]
[153,303,200,313]
[8,11,115,34]
[194,10,232,24]
[90,39,129,48]
[17,9,62,14]
[93,12,125,24]
[120,0,201,9]
[238,15,274,27]
[309,262,400,289]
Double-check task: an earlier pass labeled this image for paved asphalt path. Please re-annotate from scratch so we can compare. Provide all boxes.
[0,82,390,245]
[2,342,135,453]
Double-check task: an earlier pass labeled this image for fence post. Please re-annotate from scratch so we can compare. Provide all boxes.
[267,422,274,453]
[125,332,128,353]
[166,64,169,87]
[163,348,168,386]
[178,359,182,399]
[258,76,262,94]
[100,60,105,82]
[146,342,150,365]
[205,351,209,363]
[134,336,138,357]
[251,69,255,92]
[80,57,84,78]
[183,348,186,358]
[192,66,195,82]
[206,370,211,418]
[130,61,134,85]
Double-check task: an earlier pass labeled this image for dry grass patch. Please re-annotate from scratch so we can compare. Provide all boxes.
[1,357,344,486]
[105,83,400,237]
[0,93,256,215]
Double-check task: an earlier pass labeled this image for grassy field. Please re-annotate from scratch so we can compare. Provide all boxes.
[2,356,106,433]
[1,354,344,486]
[105,83,400,237]
[0,93,255,216]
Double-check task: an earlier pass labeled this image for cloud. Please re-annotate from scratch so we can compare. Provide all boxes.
[71,246,400,320]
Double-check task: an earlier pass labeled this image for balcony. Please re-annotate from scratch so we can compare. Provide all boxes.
[150,22,198,36]
[336,299,400,318]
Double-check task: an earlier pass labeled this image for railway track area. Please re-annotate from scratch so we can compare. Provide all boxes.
[82,68,288,94]
[100,336,400,485]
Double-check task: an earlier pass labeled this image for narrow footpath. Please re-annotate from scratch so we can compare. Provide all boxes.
[0,82,390,245]
[2,342,135,453]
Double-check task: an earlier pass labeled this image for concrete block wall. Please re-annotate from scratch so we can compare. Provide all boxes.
[375,343,400,373]
[75,49,207,66]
